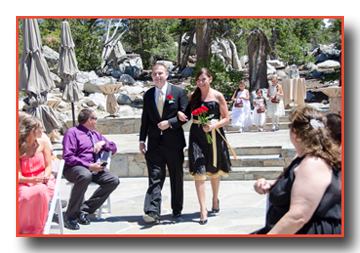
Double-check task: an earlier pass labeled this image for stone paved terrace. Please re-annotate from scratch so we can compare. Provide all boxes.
[49,178,268,235]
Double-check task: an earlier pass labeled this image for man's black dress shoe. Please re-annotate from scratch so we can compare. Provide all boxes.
[143,212,160,224]
[64,219,80,230]
[172,210,182,218]
[77,214,91,225]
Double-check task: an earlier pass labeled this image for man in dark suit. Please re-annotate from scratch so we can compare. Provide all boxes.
[139,63,188,223]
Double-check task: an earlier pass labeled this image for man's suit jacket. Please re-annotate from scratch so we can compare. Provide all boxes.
[140,83,188,151]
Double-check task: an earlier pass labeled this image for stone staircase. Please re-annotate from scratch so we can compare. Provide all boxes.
[183,145,296,181]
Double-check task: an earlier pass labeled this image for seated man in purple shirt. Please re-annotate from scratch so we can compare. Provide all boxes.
[62,108,119,230]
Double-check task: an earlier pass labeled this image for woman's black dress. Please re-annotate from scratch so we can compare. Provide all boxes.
[253,155,342,234]
[188,101,231,178]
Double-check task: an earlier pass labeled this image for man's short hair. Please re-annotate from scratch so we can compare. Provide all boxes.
[78,108,95,125]
[152,62,167,72]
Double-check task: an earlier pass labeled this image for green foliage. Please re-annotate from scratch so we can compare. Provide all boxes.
[18,18,342,74]
[122,19,178,69]
[19,18,104,72]
[186,55,243,100]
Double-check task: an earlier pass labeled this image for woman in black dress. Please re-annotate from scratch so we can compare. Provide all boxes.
[253,105,341,234]
[178,68,231,224]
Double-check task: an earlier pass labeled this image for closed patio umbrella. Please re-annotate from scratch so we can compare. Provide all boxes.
[58,19,84,126]
[19,18,60,134]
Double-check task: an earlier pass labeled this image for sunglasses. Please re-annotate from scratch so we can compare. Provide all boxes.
[90,117,98,120]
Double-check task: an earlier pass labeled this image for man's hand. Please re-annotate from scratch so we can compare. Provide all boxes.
[94,141,105,154]
[157,120,170,131]
[89,162,106,172]
[139,142,147,155]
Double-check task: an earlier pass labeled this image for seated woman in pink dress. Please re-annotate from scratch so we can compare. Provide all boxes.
[18,116,55,234]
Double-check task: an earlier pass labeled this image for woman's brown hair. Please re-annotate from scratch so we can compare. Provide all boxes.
[18,116,40,157]
[233,81,245,99]
[188,68,212,112]
[288,106,341,170]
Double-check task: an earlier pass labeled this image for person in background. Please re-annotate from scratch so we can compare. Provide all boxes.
[62,108,119,230]
[177,68,232,225]
[252,105,341,234]
[252,89,267,132]
[139,63,188,224]
[267,76,285,131]
[18,116,56,234]
[325,113,342,148]
[231,81,252,132]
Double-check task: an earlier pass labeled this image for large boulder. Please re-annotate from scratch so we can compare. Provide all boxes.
[267,60,285,69]
[117,94,132,105]
[50,72,62,88]
[124,66,141,79]
[267,62,276,75]
[42,46,59,70]
[316,60,340,69]
[118,54,143,78]
[240,55,248,68]
[76,71,98,84]
[156,60,174,70]
[86,93,106,110]
[119,74,136,85]
[181,67,195,78]
[313,43,341,63]
[83,76,117,94]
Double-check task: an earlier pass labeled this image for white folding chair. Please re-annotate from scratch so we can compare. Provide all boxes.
[67,151,113,220]
[43,159,65,234]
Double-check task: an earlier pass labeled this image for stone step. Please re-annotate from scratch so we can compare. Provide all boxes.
[228,114,290,123]
[183,154,286,168]
[184,146,282,157]
[224,122,290,131]
[183,166,284,181]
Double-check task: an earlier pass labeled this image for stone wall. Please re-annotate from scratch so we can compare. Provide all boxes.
[65,117,193,135]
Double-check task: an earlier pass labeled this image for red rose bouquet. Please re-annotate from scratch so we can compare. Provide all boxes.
[192,105,214,144]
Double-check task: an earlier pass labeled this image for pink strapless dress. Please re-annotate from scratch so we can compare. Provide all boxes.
[18,152,56,234]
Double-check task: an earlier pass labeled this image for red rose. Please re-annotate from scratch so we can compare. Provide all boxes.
[197,108,204,114]
[201,105,209,113]
[191,109,199,116]
[166,95,174,101]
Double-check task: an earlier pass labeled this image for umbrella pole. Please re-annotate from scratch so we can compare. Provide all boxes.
[71,102,76,127]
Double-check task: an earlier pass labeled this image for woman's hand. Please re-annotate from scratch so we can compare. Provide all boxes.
[202,124,214,133]
[177,111,188,122]
[254,178,271,194]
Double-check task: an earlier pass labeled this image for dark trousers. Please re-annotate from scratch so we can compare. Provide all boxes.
[63,165,120,220]
[144,137,184,215]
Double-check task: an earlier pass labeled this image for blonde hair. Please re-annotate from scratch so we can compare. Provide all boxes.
[288,106,341,170]
[18,112,31,124]
[271,76,281,92]
[18,116,40,157]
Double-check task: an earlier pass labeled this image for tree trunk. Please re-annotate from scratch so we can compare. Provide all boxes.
[247,27,269,92]
[180,28,195,70]
[177,30,183,67]
[196,19,212,63]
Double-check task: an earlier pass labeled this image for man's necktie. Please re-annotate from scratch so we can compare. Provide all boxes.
[157,90,164,117]
[89,131,99,162]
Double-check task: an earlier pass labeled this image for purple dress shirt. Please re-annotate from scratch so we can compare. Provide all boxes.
[62,124,117,169]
